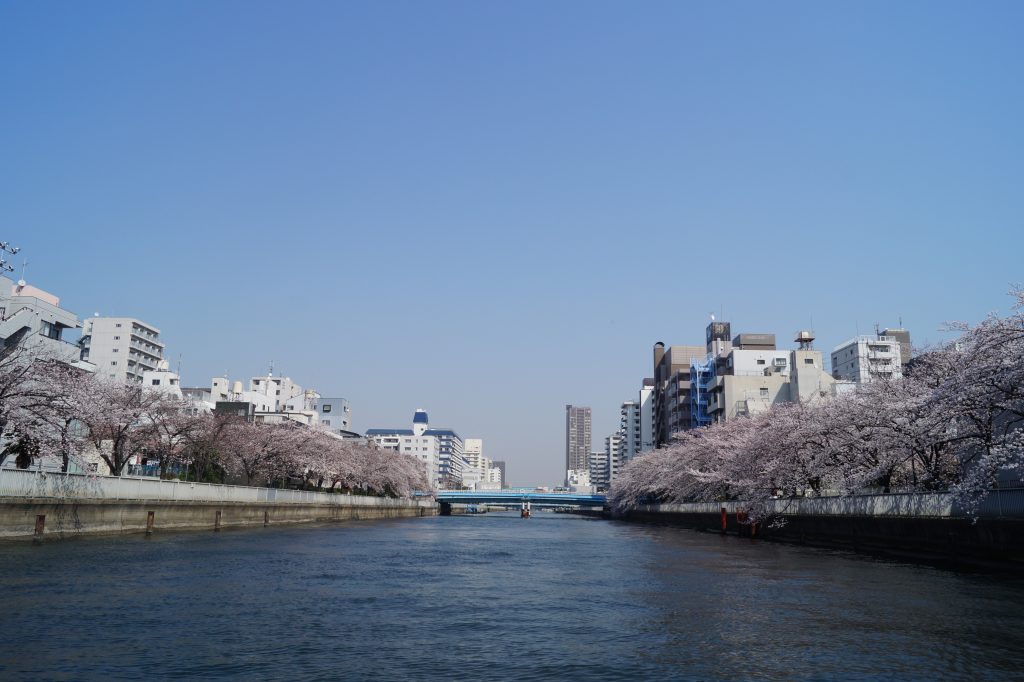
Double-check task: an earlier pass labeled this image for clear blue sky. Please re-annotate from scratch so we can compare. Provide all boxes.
[2,1,1021,486]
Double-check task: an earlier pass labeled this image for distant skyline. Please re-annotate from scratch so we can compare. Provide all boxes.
[3,2,1022,485]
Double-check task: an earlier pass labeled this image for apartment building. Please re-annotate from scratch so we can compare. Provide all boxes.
[831,332,906,383]
[79,316,164,383]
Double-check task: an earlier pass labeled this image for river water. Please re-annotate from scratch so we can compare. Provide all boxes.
[2,512,1023,680]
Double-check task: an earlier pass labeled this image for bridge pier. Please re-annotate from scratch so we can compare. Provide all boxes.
[439,502,453,516]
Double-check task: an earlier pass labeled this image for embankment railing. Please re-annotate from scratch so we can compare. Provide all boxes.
[0,469,433,508]
[634,488,1024,520]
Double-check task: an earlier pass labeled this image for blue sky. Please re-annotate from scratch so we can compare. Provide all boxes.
[2,1,1022,485]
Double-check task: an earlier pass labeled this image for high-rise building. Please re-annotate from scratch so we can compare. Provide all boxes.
[589,450,609,491]
[79,316,164,383]
[565,405,592,483]
[619,400,642,464]
[462,438,485,488]
[606,432,624,483]
[652,342,706,446]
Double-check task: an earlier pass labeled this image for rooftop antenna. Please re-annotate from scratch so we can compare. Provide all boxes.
[874,322,880,337]
[268,360,274,378]
[0,242,19,276]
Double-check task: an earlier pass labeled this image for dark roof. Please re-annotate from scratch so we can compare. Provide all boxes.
[365,428,415,436]
[413,411,429,423]
[424,428,461,439]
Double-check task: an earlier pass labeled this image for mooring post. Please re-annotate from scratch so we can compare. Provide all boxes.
[264,510,269,527]
[146,511,155,536]
[215,510,222,531]
[33,514,45,543]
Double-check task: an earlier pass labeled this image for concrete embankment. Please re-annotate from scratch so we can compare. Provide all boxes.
[0,497,437,540]
[620,494,1024,568]
[0,470,437,540]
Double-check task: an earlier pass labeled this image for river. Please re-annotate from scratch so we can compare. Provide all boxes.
[2,512,1023,680]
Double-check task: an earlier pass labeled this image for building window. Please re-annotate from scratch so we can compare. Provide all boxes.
[760,388,769,398]
[804,358,814,365]
[152,379,160,385]
[116,323,122,327]
[113,336,119,340]
[112,348,119,353]
[111,361,117,366]
[323,405,332,413]
[756,359,766,365]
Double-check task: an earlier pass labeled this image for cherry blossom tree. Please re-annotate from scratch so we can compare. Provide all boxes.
[611,288,1024,520]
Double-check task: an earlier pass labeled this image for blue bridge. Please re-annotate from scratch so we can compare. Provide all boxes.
[434,489,608,511]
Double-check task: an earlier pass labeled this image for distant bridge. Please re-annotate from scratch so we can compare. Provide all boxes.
[434,489,608,509]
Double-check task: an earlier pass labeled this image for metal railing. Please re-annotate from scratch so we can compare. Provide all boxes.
[0,469,434,508]
[634,488,1024,519]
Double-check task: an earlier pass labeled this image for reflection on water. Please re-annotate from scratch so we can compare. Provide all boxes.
[2,512,1023,680]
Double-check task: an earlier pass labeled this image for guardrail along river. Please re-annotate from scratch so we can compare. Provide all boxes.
[2,512,1023,680]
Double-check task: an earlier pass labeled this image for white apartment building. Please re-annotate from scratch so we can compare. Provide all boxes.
[142,362,183,399]
[589,450,609,491]
[606,432,624,483]
[312,398,353,436]
[639,380,655,453]
[250,374,303,411]
[366,429,440,490]
[462,438,485,489]
[80,316,164,383]
[619,400,642,463]
[831,334,904,383]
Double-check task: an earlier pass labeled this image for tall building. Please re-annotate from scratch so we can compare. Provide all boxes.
[652,342,706,446]
[79,316,164,383]
[639,379,655,453]
[565,405,592,483]
[619,400,642,463]
[462,438,485,488]
[831,330,907,383]
[605,432,624,484]
[589,450,609,491]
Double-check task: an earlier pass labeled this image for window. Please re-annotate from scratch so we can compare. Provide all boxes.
[114,336,120,340]
[323,405,332,413]
[111,361,117,366]
[760,388,769,398]
[113,348,119,353]
[804,358,814,365]
[756,359,766,365]
[116,323,122,328]
[323,419,331,426]
[152,379,160,385]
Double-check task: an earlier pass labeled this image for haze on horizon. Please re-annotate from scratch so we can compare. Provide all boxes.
[2,1,1021,486]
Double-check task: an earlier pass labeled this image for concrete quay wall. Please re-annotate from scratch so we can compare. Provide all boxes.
[0,497,438,540]
[623,505,1024,567]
